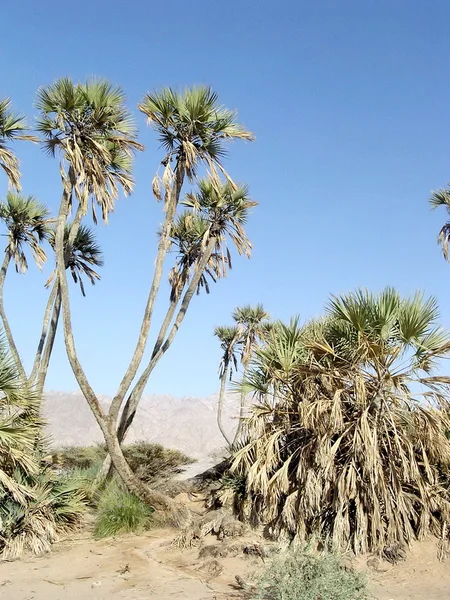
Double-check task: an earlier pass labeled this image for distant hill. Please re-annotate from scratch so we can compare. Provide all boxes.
[42,391,241,459]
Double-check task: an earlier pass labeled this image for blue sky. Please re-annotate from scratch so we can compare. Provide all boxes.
[1,0,449,397]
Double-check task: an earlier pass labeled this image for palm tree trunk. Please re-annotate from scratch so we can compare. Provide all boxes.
[108,163,186,426]
[217,363,232,446]
[94,295,179,485]
[116,235,218,444]
[34,286,61,398]
[233,363,249,447]
[28,281,59,385]
[0,251,26,381]
[54,180,188,524]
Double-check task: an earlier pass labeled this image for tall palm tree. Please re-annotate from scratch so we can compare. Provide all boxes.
[0,98,35,190]
[115,177,257,447]
[109,87,254,428]
[35,78,164,511]
[231,288,450,554]
[232,303,270,445]
[0,193,51,379]
[214,325,240,446]
[430,185,450,260]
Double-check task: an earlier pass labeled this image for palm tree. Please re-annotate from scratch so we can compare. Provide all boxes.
[214,325,240,446]
[231,304,270,445]
[108,87,254,429]
[231,288,450,554]
[30,225,104,397]
[430,185,450,260]
[0,98,35,190]
[0,193,51,379]
[35,78,165,512]
[115,177,257,447]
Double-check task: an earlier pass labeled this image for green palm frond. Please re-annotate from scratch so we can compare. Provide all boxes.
[139,86,253,182]
[47,224,103,296]
[0,192,52,272]
[430,186,450,261]
[0,97,36,190]
[36,78,143,222]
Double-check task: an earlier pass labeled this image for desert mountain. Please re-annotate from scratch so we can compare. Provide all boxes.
[42,391,241,459]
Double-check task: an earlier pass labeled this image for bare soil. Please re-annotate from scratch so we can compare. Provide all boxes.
[1,527,449,599]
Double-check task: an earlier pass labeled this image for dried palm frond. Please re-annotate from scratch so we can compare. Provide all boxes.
[231,289,450,554]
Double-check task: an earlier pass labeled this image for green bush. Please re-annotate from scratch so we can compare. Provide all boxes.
[94,481,153,539]
[123,441,194,484]
[250,548,370,600]
[54,444,106,471]
[55,441,194,484]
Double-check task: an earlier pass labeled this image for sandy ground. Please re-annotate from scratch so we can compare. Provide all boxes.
[1,528,450,600]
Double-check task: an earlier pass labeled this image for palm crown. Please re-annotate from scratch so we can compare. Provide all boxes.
[430,185,450,260]
[139,86,254,184]
[0,98,35,191]
[233,303,271,365]
[47,225,104,296]
[183,177,256,275]
[0,193,51,272]
[36,78,143,222]
[214,325,240,379]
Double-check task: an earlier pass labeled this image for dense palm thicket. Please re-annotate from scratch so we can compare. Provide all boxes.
[222,289,450,554]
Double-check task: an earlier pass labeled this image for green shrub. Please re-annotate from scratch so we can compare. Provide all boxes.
[250,548,370,600]
[94,481,153,539]
[122,442,194,484]
[54,444,106,471]
[56,442,194,485]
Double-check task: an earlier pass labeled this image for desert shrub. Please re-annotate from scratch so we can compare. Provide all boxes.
[250,548,369,600]
[54,444,106,471]
[55,441,194,484]
[122,441,194,484]
[94,481,153,539]
[232,289,450,554]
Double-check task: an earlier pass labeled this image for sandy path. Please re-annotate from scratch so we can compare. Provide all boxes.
[1,530,450,600]
[0,530,242,600]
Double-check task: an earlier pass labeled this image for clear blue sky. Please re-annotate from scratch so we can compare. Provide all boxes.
[1,0,449,398]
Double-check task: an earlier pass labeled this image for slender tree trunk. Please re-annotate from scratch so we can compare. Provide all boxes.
[34,286,61,398]
[28,281,59,385]
[108,163,186,426]
[117,296,179,440]
[30,205,84,388]
[217,363,232,446]
[0,251,26,381]
[233,363,249,447]
[95,295,179,485]
[96,236,219,487]
[54,176,188,524]
[115,235,218,444]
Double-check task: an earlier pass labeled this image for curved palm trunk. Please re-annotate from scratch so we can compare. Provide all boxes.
[217,363,232,446]
[115,235,218,445]
[54,180,188,524]
[108,163,186,426]
[28,281,59,385]
[232,363,249,447]
[0,251,26,381]
[95,295,180,484]
[34,286,61,398]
